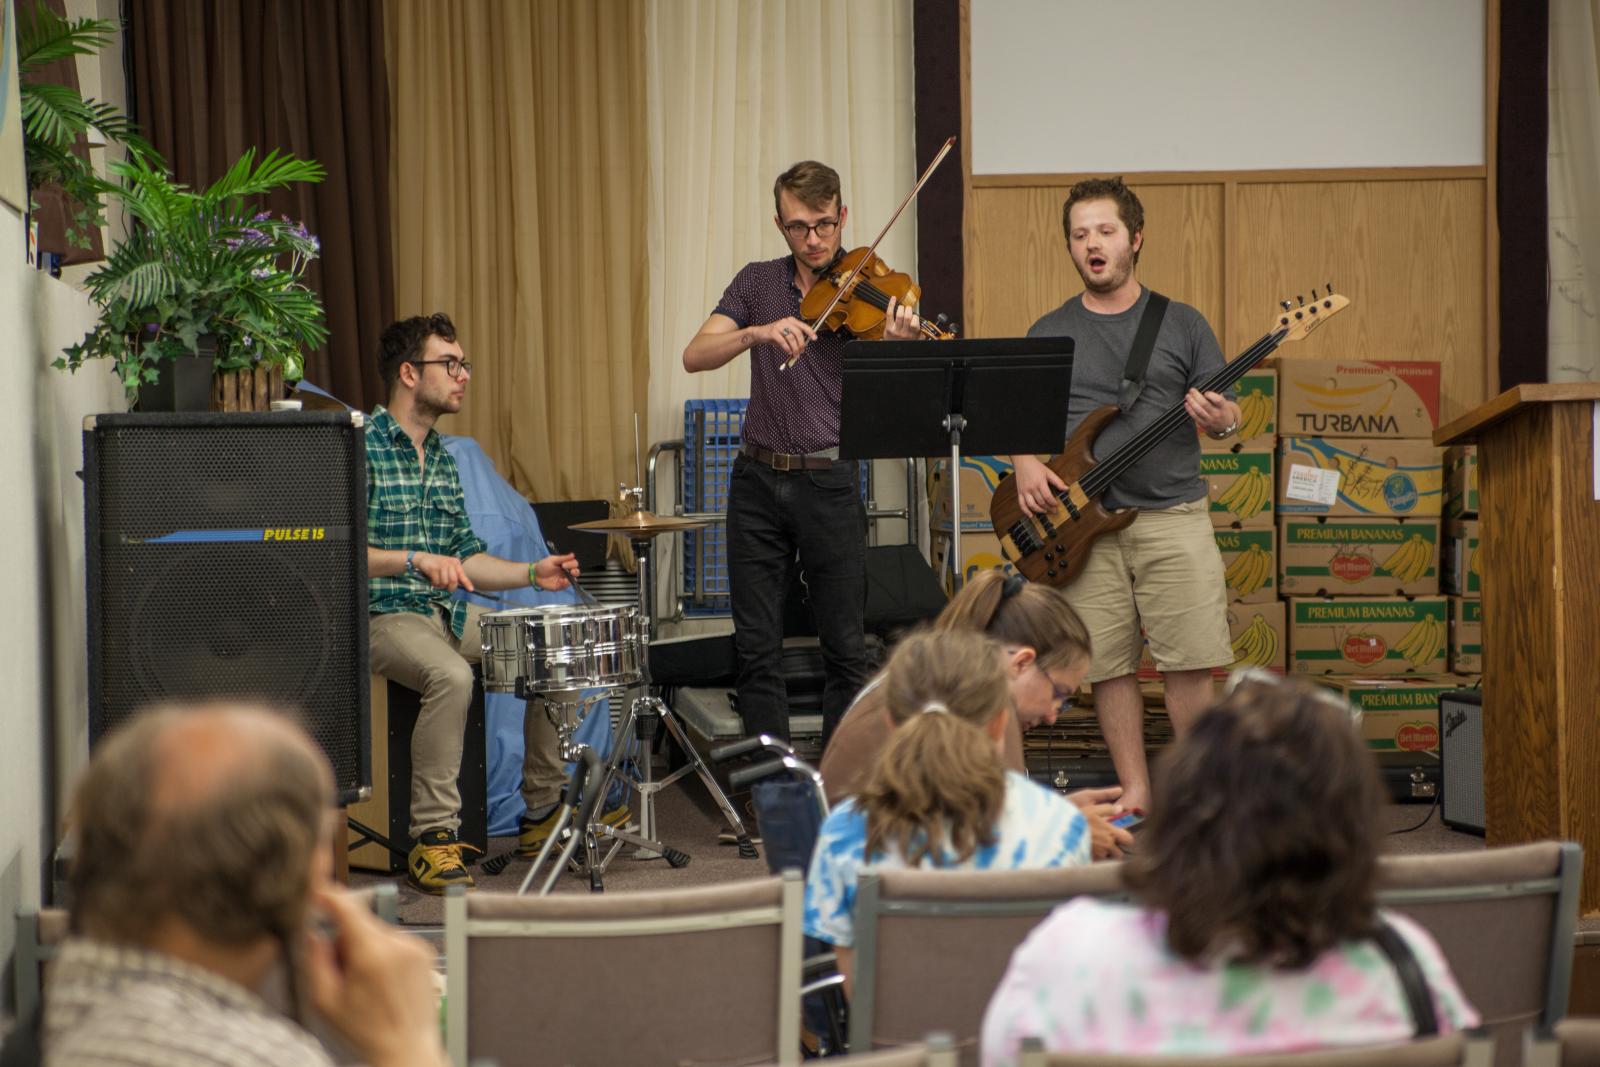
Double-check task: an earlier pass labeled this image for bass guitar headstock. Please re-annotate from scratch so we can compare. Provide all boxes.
[1272,286,1351,344]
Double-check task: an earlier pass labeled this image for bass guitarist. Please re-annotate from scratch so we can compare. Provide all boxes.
[1007,177,1241,815]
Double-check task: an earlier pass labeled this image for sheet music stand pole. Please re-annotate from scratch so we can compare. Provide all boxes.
[944,414,968,589]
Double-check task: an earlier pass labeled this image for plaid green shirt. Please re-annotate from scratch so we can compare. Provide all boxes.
[366,405,487,637]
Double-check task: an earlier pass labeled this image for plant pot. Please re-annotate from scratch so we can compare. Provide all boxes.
[212,365,286,412]
[136,354,214,412]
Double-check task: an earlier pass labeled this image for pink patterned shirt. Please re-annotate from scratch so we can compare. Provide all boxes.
[980,899,1478,1066]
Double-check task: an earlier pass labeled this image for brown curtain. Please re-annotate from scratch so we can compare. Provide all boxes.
[126,0,393,410]
[385,0,649,503]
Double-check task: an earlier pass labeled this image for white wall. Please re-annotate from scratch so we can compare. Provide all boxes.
[0,0,128,1019]
[971,0,1486,174]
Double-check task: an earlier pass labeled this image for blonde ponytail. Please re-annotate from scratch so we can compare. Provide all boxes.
[935,570,1092,673]
[860,631,1009,865]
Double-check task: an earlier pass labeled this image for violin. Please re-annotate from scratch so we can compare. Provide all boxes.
[782,135,958,369]
[799,248,957,342]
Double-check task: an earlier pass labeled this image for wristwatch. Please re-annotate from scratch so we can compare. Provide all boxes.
[405,549,418,575]
[1206,418,1239,440]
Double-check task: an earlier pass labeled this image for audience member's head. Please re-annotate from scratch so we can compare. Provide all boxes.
[935,570,1092,729]
[1126,673,1382,967]
[861,629,1011,866]
[68,704,334,950]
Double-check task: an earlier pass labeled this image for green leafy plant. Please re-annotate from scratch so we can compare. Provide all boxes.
[57,148,330,396]
[17,1,161,249]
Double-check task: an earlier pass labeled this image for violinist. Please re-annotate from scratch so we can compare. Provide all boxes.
[682,160,925,749]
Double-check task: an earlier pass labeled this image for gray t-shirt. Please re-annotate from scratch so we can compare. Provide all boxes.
[1027,287,1227,510]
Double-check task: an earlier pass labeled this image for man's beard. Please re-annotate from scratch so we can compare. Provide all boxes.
[1077,251,1133,293]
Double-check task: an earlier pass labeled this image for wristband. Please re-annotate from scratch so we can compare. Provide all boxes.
[528,561,539,587]
[405,549,418,575]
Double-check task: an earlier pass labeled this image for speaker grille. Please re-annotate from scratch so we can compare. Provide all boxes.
[1439,690,1485,833]
[85,413,369,800]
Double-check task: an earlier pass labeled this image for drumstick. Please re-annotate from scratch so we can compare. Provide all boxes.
[546,539,601,607]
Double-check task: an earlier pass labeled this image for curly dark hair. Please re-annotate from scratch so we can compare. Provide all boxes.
[1062,176,1145,264]
[1124,677,1384,967]
[378,312,457,394]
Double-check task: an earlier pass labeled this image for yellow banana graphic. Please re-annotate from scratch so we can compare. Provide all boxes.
[1217,467,1271,520]
[1224,543,1272,596]
[1393,615,1442,668]
[1379,534,1432,584]
[1237,390,1272,438]
[1229,614,1280,669]
[1297,377,1391,398]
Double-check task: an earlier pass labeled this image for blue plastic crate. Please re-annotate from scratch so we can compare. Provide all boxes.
[680,399,871,617]
[682,400,746,615]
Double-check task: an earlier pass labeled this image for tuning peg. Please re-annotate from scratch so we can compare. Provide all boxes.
[1311,288,1319,300]
[1280,299,1293,311]
[1297,294,1305,307]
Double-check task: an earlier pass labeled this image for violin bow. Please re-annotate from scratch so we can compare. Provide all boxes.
[782,134,958,371]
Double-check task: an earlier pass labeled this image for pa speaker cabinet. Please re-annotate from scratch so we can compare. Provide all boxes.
[1439,688,1486,835]
[83,412,370,803]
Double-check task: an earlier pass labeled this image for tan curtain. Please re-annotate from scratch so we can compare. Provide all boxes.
[386,0,648,502]
[1547,0,1600,382]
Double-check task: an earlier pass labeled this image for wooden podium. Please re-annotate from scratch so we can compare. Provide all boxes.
[1437,383,1600,911]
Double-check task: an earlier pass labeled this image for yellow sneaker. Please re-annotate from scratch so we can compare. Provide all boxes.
[515,802,632,856]
[407,829,477,894]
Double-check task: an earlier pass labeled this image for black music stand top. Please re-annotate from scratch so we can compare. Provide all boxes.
[838,337,1074,460]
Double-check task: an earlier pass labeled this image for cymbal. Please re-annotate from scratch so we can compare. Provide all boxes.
[570,510,708,536]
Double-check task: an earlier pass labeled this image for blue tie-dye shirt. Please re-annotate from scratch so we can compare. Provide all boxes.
[803,771,1093,948]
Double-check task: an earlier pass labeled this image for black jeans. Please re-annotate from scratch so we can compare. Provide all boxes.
[726,454,868,747]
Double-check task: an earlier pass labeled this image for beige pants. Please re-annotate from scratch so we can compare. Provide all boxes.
[369,604,564,838]
[1063,498,1234,683]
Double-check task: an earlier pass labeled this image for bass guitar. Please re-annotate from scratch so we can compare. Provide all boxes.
[989,289,1351,587]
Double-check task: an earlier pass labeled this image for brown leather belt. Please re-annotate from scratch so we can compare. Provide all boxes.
[741,443,837,471]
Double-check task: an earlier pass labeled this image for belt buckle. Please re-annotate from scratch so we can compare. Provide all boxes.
[771,451,794,472]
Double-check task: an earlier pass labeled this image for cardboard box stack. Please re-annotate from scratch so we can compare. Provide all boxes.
[928,454,1016,595]
[1271,358,1476,755]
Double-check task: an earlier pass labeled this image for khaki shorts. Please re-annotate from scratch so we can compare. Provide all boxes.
[1063,497,1234,683]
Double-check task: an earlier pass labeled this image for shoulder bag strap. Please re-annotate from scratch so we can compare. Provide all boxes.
[1116,290,1170,413]
[1372,917,1440,1037]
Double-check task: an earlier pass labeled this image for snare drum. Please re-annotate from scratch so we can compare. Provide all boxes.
[479,604,645,695]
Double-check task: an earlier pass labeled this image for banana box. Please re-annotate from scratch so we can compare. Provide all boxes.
[930,528,1015,596]
[1202,441,1275,528]
[1449,596,1481,673]
[928,455,1013,532]
[1276,437,1444,517]
[1201,369,1276,447]
[1276,359,1442,439]
[1138,600,1285,680]
[1442,518,1480,595]
[1314,676,1477,755]
[1215,526,1277,603]
[1444,446,1479,519]
[1278,517,1441,598]
[1287,596,1449,675]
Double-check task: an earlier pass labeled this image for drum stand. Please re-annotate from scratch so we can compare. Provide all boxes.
[518,520,757,894]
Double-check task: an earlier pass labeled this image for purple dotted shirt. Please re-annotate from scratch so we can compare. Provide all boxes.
[714,255,850,454]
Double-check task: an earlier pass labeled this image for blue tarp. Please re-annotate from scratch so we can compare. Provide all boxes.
[443,435,625,835]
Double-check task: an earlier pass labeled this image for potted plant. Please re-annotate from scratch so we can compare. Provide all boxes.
[17,1,160,257]
[56,148,330,409]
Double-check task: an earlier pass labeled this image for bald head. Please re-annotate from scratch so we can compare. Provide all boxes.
[69,705,333,946]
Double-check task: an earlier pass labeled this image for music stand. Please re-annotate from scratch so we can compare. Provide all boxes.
[840,337,1073,590]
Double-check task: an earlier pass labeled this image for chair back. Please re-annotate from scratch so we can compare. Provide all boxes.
[1376,842,1581,1064]
[850,863,1127,1065]
[1555,1018,1600,1067]
[445,871,804,1067]
[12,907,69,1022]
[1016,1033,1492,1067]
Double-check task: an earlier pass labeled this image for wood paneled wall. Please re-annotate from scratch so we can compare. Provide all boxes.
[967,170,1490,424]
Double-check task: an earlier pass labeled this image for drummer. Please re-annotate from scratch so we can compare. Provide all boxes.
[365,312,612,895]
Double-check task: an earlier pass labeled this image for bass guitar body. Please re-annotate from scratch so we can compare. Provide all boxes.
[989,405,1139,588]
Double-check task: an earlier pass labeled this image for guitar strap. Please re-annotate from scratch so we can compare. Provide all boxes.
[1116,289,1170,414]
[1372,918,1440,1037]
